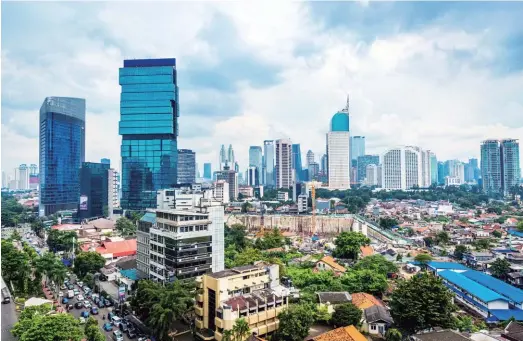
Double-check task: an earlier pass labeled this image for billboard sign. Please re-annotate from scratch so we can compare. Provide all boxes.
[119,285,126,299]
[79,196,88,211]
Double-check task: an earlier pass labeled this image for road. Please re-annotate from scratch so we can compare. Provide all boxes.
[1,300,17,341]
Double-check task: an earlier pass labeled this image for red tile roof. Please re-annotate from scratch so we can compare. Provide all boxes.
[96,239,137,258]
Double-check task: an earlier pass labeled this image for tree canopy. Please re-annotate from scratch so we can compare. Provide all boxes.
[46,229,76,252]
[74,251,106,278]
[333,232,370,260]
[274,304,316,341]
[115,217,136,236]
[453,245,468,261]
[13,308,83,341]
[490,258,512,279]
[379,217,399,229]
[331,303,362,327]
[389,272,456,334]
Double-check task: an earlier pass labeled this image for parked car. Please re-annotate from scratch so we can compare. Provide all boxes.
[74,302,83,309]
[77,294,84,301]
[108,312,116,320]
[81,311,89,318]
[66,283,74,290]
[66,304,74,311]
[120,322,129,332]
[79,317,86,324]
[97,300,105,308]
[77,281,83,287]
[67,290,74,298]
[113,330,124,341]
[60,284,66,290]
[111,316,122,327]
[103,322,113,331]
[61,297,69,304]
[105,299,113,307]
[73,289,80,295]
[58,292,63,298]
[127,330,137,339]
[83,300,92,308]
[83,286,90,292]
[91,307,99,315]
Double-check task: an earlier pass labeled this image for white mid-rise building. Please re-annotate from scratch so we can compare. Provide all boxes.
[297,194,308,213]
[382,146,432,190]
[17,164,30,190]
[365,164,378,186]
[108,169,120,217]
[445,176,462,186]
[213,180,230,204]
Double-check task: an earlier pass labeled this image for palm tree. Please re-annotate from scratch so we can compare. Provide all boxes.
[222,330,234,341]
[48,259,68,298]
[232,318,250,341]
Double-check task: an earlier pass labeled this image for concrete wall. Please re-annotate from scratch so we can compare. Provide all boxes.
[225,214,357,237]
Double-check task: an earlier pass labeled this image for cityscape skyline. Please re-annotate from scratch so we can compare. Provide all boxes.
[2,2,523,174]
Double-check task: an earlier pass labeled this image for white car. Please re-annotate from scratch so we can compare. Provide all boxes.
[58,292,63,297]
[79,317,86,324]
[83,300,92,308]
[77,281,83,287]
[77,294,84,301]
[111,316,122,327]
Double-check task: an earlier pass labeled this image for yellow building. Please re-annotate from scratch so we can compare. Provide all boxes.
[195,263,290,341]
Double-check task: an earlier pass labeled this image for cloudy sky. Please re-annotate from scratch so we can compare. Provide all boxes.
[2,1,522,175]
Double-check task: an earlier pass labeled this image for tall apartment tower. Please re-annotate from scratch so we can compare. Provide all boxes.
[177,149,196,184]
[17,164,30,190]
[381,146,427,190]
[306,150,315,168]
[29,164,38,176]
[500,139,520,195]
[327,97,351,190]
[430,152,438,185]
[292,144,303,182]
[119,58,178,211]
[108,168,120,216]
[275,139,293,189]
[263,140,275,187]
[219,145,227,170]
[39,97,86,217]
[216,165,238,200]
[350,136,366,162]
[481,140,503,195]
[227,145,235,166]
[78,162,110,220]
[249,146,263,181]
[203,163,212,179]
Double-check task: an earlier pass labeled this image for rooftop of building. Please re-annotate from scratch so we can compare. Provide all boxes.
[350,292,383,310]
[364,305,393,324]
[426,261,470,271]
[461,270,523,304]
[209,264,263,279]
[412,330,471,341]
[503,321,523,341]
[222,288,284,312]
[312,325,366,341]
[317,292,352,305]
[96,239,137,257]
[438,270,508,303]
[317,256,347,273]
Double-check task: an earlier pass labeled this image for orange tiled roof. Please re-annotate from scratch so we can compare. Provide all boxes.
[350,292,383,310]
[318,256,346,273]
[360,245,374,257]
[95,239,137,258]
[313,325,367,341]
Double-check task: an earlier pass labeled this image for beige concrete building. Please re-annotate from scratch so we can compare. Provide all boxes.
[195,263,290,341]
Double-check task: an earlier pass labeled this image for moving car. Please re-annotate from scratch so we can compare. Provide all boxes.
[113,330,124,341]
[103,322,113,331]
[91,307,99,315]
[81,311,89,318]
[111,316,122,327]
[74,302,83,309]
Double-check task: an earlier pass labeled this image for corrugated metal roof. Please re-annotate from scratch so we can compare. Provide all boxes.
[427,261,470,271]
[439,270,507,303]
[140,212,156,224]
[462,270,523,304]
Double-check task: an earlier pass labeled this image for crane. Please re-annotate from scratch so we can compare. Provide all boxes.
[256,202,266,238]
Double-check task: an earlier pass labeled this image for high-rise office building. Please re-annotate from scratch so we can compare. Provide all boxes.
[2,171,7,188]
[247,166,259,187]
[327,98,351,190]
[203,163,212,179]
[29,164,38,176]
[430,153,438,185]
[438,161,447,185]
[469,158,480,182]
[350,136,365,162]
[308,162,320,181]
[321,154,328,174]
[501,139,521,195]
[17,164,30,190]
[292,144,303,182]
[108,168,120,216]
[78,162,110,220]
[275,139,293,189]
[381,146,428,190]
[357,155,379,184]
[177,149,196,184]
[100,158,111,165]
[249,146,263,180]
[219,145,227,170]
[263,140,275,187]
[444,159,465,185]
[119,58,179,210]
[306,150,315,167]
[227,145,235,166]
[216,165,238,200]
[39,97,86,217]
[366,164,378,186]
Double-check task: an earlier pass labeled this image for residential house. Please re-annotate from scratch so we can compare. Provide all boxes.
[474,230,491,239]
[310,325,366,341]
[360,246,374,258]
[317,292,352,314]
[315,256,347,275]
[361,305,393,336]
[95,239,137,263]
[463,252,495,269]
[411,329,472,341]
[502,320,523,341]
[350,292,383,310]
[508,272,523,288]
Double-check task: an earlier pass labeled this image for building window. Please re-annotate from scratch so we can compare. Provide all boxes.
[371,325,376,330]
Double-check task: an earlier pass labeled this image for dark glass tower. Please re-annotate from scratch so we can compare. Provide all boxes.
[177,149,196,184]
[292,144,303,182]
[39,97,86,217]
[119,58,179,210]
[78,162,109,220]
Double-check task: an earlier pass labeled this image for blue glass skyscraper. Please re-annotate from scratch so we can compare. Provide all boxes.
[119,58,179,210]
[39,97,86,217]
[292,144,303,182]
[203,163,212,179]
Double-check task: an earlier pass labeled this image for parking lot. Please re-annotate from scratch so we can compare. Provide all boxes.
[55,279,150,341]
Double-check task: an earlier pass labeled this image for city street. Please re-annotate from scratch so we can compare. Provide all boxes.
[1,300,18,341]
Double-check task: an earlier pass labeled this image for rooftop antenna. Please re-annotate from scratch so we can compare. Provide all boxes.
[341,93,350,113]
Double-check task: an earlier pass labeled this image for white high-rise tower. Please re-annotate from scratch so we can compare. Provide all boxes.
[327,95,351,190]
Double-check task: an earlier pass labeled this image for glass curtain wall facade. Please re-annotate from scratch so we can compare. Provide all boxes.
[357,155,379,183]
[500,139,520,196]
[292,144,303,182]
[78,162,109,220]
[119,58,179,210]
[177,149,196,184]
[481,140,502,195]
[39,97,86,217]
[263,140,275,187]
[203,163,212,179]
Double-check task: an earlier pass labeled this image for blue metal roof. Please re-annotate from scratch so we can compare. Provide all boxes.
[462,270,523,304]
[140,212,156,224]
[427,261,470,271]
[120,269,138,281]
[439,270,508,303]
[508,230,523,237]
[488,308,523,321]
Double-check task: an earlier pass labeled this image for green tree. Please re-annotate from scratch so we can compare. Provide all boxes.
[342,270,388,296]
[474,238,492,250]
[85,316,104,341]
[31,220,45,237]
[46,229,76,252]
[435,231,450,245]
[241,202,252,213]
[396,253,403,262]
[414,253,433,268]
[232,318,250,341]
[274,304,315,341]
[453,245,468,261]
[490,258,512,279]
[316,305,332,324]
[14,312,83,341]
[390,272,456,334]
[423,237,434,247]
[115,217,136,236]
[517,220,523,232]
[330,303,362,327]
[225,224,249,250]
[1,240,32,295]
[73,252,106,278]
[12,304,53,337]
[492,230,503,238]
[385,328,402,341]
[222,330,234,341]
[353,254,397,275]
[48,258,68,297]
[333,232,370,260]
[379,217,399,229]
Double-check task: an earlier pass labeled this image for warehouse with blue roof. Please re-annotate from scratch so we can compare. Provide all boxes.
[429,262,523,322]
